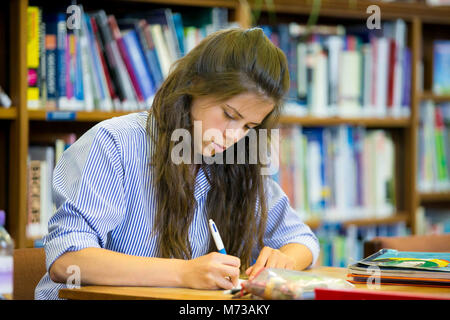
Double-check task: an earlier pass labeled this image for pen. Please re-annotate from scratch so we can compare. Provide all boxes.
[208,219,226,254]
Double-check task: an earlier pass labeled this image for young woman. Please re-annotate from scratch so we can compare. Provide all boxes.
[35,27,319,300]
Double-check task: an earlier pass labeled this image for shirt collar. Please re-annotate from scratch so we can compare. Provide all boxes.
[194,165,211,201]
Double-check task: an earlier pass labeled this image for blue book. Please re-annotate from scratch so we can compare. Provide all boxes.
[122,29,156,102]
[433,40,450,95]
[56,13,67,103]
[303,127,326,211]
[43,13,58,107]
[74,32,84,101]
[172,13,185,56]
[84,14,106,101]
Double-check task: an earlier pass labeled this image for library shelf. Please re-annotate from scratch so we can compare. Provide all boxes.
[0,107,17,120]
[123,0,239,9]
[279,115,411,128]
[306,213,410,229]
[420,92,450,103]
[419,191,450,203]
[27,110,144,122]
[249,0,450,25]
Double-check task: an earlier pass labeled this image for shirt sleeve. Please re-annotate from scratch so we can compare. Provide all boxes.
[261,177,320,268]
[43,125,126,272]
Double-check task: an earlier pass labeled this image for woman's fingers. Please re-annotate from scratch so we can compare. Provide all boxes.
[248,246,272,280]
[248,247,297,280]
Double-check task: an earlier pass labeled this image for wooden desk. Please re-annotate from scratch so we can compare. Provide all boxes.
[59,266,450,300]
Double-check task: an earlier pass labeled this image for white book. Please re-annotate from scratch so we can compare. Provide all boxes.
[362,44,373,117]
[76,15,95,112]
[150,24,172,79]
[375,37,390,117]
[297,42,308,102]
[312,50,329,116]
[338,51,362,117]
[327,36,343,109]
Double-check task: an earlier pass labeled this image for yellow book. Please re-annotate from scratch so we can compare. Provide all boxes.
[27,6,40,109]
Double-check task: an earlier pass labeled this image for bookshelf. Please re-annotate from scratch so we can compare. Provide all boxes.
[1,0,450,249]
[0,108,17,120]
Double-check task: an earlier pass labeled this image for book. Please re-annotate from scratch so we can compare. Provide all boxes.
[262,20,410,118]
[418,101,450,192]
[27,7,41,109]
[28,146,55,239]
[347,249,450,287]
[433,40,450,95]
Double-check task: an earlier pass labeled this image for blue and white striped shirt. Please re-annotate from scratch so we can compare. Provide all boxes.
[35,111,319,300]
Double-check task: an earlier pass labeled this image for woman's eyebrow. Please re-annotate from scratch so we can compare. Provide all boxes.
[224,103,261,126]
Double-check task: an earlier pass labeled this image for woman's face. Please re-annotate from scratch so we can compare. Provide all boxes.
[190,92,274,157]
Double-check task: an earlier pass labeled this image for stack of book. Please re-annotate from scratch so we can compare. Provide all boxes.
[417,101,450,192]
[273,126,396,222]
[347,249,450,288]
[27,134,77,241]
[260,20,411,118]
[26,6,232,112]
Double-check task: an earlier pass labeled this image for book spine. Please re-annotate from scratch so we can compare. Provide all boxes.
[65,33,73,101]
[45,24,58,110]
[27,7,40,109]
[56,13,67,109]
[138,20,164,89]
[90,16,118,111]
[122,30,156,105]
[109,15,144,105]
[27,160,41,239]
[387,39,396,111]
[74,31,85,105]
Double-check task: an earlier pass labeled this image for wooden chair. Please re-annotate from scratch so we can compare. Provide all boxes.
[13,248,46,300]
[364,234,450,258]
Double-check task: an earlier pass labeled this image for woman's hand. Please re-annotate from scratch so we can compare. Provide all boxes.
[245,246,296,280]
[181,252,241,290]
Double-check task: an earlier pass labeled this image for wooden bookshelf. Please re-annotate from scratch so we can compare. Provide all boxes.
[279,115,411,127]
[306,213,409,230]
[419,191,450,203]
[2,0,450,248]
[0,107,16,119]
[248,0,450,25]
[28,110,144,122]
[421,91,450,103]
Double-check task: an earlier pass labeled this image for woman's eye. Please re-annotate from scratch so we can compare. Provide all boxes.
[223,111,234,119]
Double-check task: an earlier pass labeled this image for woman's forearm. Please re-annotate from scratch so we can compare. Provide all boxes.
[280,243,313,270]
[49,247,186,287]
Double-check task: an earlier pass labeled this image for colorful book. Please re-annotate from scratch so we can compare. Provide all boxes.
[27,7,40,109]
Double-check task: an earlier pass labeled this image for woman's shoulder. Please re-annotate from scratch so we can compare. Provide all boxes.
[97,111,149,136]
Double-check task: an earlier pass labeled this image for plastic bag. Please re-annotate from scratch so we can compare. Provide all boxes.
[242,268,354,300]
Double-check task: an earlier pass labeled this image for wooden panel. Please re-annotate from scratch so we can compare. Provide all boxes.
[420,192,450,203]
[0,107,17,119]
[59,266,450,300]
[405,17,421,234]
[28,110,145,122]
[8,0,29,248]
[248,0,450,24]
[279,115,411,128]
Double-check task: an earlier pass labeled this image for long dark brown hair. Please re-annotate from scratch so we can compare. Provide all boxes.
[147,27,289,271]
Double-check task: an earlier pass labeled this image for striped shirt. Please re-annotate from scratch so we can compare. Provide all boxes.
[34,111,319,300]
